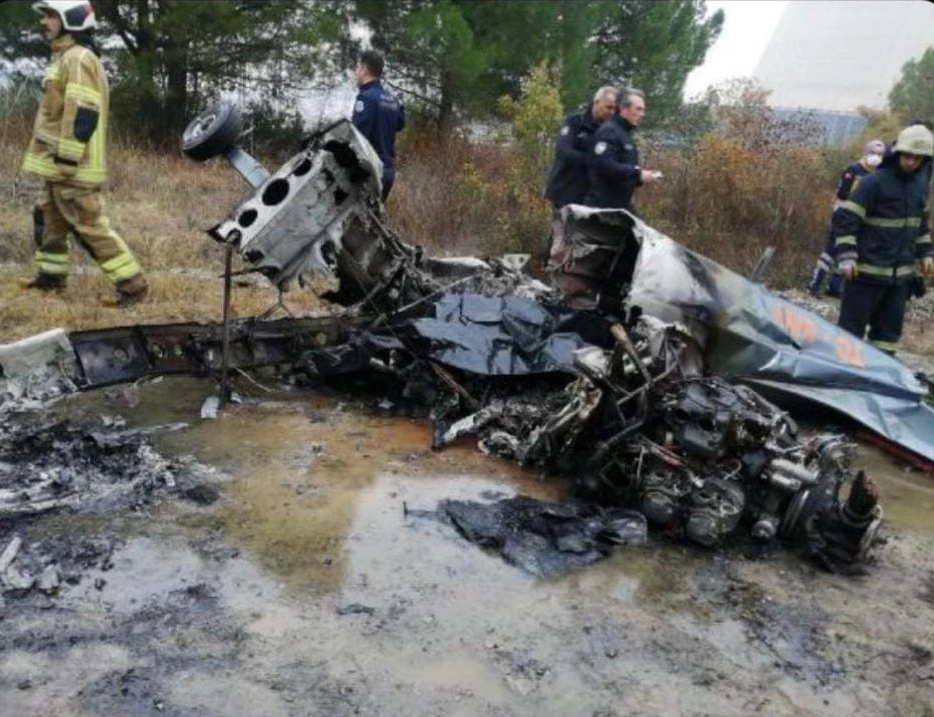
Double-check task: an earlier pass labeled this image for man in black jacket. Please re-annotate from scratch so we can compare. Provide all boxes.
[584,88,663,212]
[543,86,617,267]
[833,124,934,354]
[545,86,618,208]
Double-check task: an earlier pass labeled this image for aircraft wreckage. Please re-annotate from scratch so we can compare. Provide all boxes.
[3,105,933,575]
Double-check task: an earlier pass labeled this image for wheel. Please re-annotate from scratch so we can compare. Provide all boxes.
[181,103,242,162]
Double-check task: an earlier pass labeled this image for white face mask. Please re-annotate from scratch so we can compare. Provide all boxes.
[864,153,883,167]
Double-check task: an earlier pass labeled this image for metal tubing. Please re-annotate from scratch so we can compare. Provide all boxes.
[224,146,271,189]
[220,244,234,406]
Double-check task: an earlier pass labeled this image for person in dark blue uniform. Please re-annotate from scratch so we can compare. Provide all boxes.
[584,88,663,212]
[833,124,934,355]
[807,139,886,298]
[352,50,405,202]
[543,86,618,267]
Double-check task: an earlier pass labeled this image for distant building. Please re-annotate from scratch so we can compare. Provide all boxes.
[755,0,934,113]
[754,0,934,144]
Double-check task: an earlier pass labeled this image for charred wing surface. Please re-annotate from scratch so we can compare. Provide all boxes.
[0,316,358,408]
[557,205,934,465]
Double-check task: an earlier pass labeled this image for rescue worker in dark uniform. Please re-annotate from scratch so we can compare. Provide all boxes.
[543,86,617,267]
[352,50,405,202]
[833,124,934,355]
[807,139,886,297]
[585,88,662,212]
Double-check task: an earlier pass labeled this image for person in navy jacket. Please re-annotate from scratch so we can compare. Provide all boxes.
[352,50,405,202]
[584,88,663,213]
[543,86,618,267]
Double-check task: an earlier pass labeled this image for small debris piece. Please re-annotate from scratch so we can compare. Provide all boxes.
[336,603,376,616]
[122,383,141,408]
[200,395,220,419]
[182,485,221,506]
[3,566,36,592]
[0,535,23,573]
[37,565,60,595]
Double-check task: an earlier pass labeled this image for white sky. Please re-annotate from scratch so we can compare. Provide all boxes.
[683,0,789,100]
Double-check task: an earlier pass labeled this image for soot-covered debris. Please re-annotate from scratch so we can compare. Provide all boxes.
[297,295,885,575]
[438,496,647,577]
[0,409,220,600]
[0,413,212,519]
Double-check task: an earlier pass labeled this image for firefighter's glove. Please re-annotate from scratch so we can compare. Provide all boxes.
[920,257,934,277]
[53,156,78,178]
[838,259,857,280]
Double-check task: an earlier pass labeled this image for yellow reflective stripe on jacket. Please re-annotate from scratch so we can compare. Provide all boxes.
[34,251,70,276]
[100,251,142,283]
[917,233,932,245]
[856,262,916,277]
[22,153,62,179]
[58,137,86,161]
[64,83,101,106]
[838,200,866,219]
[864,216,923,228]
[75,165,106,183]
[76,168,106,183]
[23,37,109,187]
[835,235,857,247]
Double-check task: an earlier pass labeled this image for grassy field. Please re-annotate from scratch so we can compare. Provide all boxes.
[0,121,326,343]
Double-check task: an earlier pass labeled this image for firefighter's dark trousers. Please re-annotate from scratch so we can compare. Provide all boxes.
[33,182,146,293]
[838,278,912,354]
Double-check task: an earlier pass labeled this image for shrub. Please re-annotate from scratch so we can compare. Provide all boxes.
[639,79,835,285]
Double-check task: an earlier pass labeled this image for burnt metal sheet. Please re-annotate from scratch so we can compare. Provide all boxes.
[68,316,359,390]
[595,208,934,464]
[374,293,612,377]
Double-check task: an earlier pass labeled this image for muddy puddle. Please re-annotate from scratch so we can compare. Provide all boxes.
[3,376,934,717]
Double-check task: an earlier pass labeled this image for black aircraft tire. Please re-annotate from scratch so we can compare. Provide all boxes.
[181,103,242,162]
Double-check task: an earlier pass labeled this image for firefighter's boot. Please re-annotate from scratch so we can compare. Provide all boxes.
[101,274,149,308]
[19,274,66,292]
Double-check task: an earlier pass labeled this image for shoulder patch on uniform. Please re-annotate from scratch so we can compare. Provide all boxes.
[354,100,365,113]
[560,125,570,136]
[594,141,607,155]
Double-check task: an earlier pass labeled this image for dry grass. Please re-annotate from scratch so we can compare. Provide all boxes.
[0,118,326,343]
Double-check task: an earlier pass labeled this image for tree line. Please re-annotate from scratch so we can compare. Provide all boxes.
[0,0,724,144]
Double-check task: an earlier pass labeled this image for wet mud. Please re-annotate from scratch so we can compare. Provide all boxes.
[1,377,933,716]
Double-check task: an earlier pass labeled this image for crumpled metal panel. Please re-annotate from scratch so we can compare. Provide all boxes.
[208,119,383,289]
[385,293,611,376]
[564,205,934,463]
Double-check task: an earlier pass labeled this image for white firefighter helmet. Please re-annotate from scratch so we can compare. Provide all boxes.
[895,124,934,157]
[32,0,97,33]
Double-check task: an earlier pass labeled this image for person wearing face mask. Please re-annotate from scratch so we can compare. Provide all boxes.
[807,139,886,298]
[832,124,934,355]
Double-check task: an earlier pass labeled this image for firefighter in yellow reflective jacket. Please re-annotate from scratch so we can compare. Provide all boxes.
[20,0,147,306]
